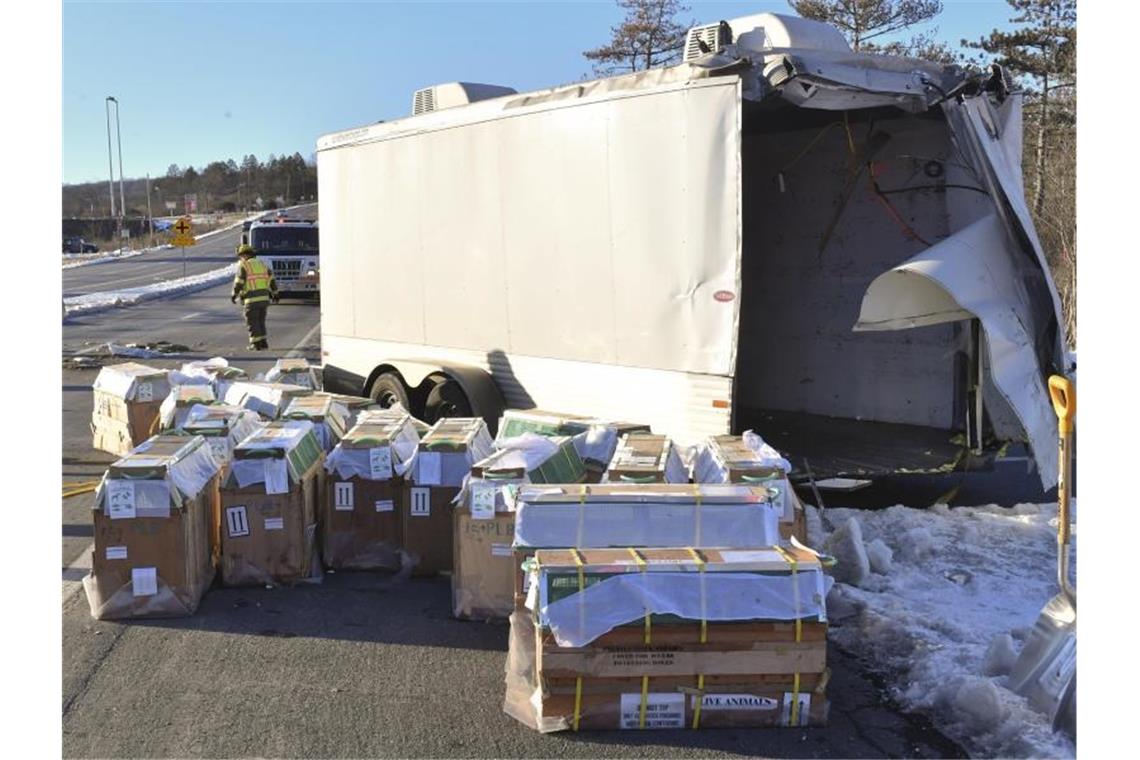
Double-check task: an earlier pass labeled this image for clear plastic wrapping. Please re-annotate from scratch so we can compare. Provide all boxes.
[264,358,320,389]
[532,567,831,648]
[181,403,265,465]
[222,380,311,420]
[93,362,171,402]
[325,435,419,480]
[512,485,782,550]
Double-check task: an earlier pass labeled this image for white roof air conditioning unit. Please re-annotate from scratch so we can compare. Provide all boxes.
[683,21,732,62]
[411,82,518,116]
[728,13,850,53]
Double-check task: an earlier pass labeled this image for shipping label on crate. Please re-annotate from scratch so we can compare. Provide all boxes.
[619,693,685,729]
[105,546,128,561]
[491,543,513,558]
[470,483,497,520]
[131,567,158,597]
[369,447,392,480]
[207,438,230,462]
[410,487,431,517]
[226,506,250,538]
[264,517,284,531]
[264,459,289,495]
[417,452,441,485]
[106,480,137,520]
[136,381,154,402]
[375,499,394,513]
[334,482,354,511]
[694,694,780,712]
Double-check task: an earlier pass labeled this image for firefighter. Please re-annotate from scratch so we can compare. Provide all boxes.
[231,243,279,350]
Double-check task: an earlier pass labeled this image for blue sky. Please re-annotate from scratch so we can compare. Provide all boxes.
[62,0,1020,185]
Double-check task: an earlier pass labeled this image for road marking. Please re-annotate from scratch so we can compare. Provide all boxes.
[63,542,93,604]
[286,322,321,358]
[179,311,203,321]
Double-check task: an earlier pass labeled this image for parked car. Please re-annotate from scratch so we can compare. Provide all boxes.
[63,236,98,254]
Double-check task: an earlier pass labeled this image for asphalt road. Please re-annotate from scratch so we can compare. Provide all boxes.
[63,204,318,297]
[60,240,969,758]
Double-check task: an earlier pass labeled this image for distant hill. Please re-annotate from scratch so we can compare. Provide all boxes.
[63,152,318,225]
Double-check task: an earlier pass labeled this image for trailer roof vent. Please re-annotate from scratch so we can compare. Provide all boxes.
[411,82,518,116]
[683,21,733,62]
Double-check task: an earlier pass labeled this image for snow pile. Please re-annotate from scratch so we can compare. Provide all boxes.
[811,502,1075,758]
[63,263,236,319]
[62,246,167,269]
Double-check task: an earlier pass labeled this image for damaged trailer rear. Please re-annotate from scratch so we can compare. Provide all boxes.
[317,12,1067,488]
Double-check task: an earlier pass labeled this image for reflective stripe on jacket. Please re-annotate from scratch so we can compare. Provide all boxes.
[235,256,275,304]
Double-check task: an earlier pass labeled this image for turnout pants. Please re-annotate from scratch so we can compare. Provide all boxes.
[243,302,269,348]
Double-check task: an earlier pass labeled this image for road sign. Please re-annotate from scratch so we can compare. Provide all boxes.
[171,216,195,247]
[184,194,198,214]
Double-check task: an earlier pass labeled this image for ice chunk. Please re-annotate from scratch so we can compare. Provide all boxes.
[824,517,870,586]
[898,526,935,562]
[953,677,1005,733]
[982,633,1018,677]
[866,538,893,575]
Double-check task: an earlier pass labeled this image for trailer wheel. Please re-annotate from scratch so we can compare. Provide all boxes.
[370,372,411,410]
[423,378,473,423]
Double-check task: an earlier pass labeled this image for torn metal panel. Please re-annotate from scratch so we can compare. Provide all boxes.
[855,213,1058,488]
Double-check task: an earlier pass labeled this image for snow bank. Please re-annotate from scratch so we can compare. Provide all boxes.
[63,263,236,319]
[61,209,265,270]
[812,502,1076,758]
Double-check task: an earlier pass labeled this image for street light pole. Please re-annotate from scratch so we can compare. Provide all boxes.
[104,97,116,221]
[110,97,126,244]
[146,173,155,248]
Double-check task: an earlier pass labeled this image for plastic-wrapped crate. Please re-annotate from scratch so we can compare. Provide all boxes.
[179,403,266,561]
[510,483,783,606]
[325,393,382,429]
[265,357,320,389]
[169,357,248,401]
[406,418,493,575]
[603,433,688,484]
[222,380,312,420]
[91,362,171,456]
[219,421,325,585]
[495,409,649,483]
[322,412,420,570]
[83,435,221,619]
[282,394,350,452]
[159,384,216,431]
[505,547,832,732]
[692,432,805,543]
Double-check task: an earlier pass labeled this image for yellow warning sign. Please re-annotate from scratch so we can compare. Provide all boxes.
[171,216,195,247]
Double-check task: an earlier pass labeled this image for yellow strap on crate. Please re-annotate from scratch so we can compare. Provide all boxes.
[692,673,706,730]
[639,675,649,729]
[692,484,703,547]
[627,548,650,645]
[571,547,586,732]
[774,545,803,726]
[686,547,707,730]
[573,676,583,732]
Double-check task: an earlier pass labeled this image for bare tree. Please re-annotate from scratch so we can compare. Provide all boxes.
[584,0,690,76]
[788,0,943,50]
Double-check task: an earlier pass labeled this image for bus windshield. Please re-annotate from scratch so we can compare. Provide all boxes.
[250,226,318,254]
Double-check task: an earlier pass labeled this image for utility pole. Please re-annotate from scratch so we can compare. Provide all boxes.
[105,97,116,222]
[146,173,155,248]
[112,97,126,244]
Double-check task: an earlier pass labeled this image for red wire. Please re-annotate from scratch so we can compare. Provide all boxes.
[867,165,932,247]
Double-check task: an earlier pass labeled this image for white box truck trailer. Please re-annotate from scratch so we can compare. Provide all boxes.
[316,13,1068,488]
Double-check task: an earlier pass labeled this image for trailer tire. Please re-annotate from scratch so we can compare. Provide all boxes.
[369,372,411,411]
[423,378,472,423]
